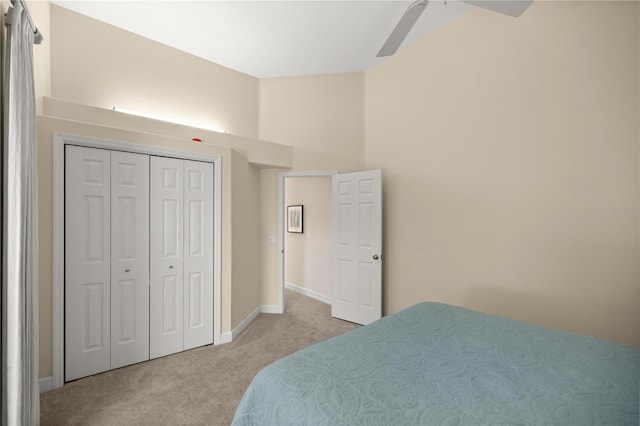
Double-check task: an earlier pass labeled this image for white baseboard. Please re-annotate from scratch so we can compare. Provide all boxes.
[217,303,284,344]
[260,304,282,314]
[39,376,53,394]
[220,331,232,344]
[233,306,260,340]
[285,281,331,305]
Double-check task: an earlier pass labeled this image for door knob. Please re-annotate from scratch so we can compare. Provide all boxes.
[373,255,379,260]
[124,268,130,272]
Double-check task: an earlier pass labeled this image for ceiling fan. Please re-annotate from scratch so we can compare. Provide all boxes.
[377,0,534,57]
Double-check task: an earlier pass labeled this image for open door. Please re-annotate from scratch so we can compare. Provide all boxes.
[331,170,382,325]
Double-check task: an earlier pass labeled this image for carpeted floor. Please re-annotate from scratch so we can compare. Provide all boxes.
[40,290,357,425]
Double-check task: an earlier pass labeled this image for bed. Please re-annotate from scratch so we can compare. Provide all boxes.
[232,302,639,425]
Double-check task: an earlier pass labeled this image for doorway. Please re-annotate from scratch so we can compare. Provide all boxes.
[278,171,336,313]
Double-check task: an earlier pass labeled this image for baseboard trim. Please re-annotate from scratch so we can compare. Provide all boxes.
[234,306,261,340]
[39,376,53,394]
[217,303,285,344]
[220,332,232,344]
[285,281,331,305]
[260,304,282,314]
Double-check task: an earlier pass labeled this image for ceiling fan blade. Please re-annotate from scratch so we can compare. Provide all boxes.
[461,0,533,17]
[377,0,428,58]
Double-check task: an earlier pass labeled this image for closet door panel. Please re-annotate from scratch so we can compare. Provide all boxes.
[110,151,150,369]
[183,161,214,349]
[65,146,111,381]
[150,157,184,359]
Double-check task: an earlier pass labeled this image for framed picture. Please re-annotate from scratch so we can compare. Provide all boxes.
[287,205,303,233]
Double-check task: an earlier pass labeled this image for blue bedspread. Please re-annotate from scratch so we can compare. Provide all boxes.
[232,302,639,425]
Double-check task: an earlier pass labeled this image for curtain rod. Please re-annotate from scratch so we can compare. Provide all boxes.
[9,0,43,44]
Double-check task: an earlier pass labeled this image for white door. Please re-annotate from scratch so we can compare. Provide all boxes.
[183,161,214,350]
[65,146,111,381]
[331,170,382,325]
[150,157,184,359]
[110,151,150,369]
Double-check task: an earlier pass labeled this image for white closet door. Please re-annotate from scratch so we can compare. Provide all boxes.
[110,151,150,369]
[65,146,111,381]
[150,157,184,359]
[183,160,214,350]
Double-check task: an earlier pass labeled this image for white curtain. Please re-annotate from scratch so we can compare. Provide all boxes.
[2,0,40,424]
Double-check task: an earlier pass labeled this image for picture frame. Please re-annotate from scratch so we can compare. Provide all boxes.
[287,205,303,233]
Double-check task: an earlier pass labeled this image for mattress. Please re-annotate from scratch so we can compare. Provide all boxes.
[232,302,639,425]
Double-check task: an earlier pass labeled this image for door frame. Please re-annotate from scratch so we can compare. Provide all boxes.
[277,171,336,313]
[52,133,222,390]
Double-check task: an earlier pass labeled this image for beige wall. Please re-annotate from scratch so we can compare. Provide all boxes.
[50,5,259,139]
[260,73,365,172]
[258,73,365,306]
[27,0,50,114]
[284,177,332,298]
[365,1,639,345]
[230,150,262,327]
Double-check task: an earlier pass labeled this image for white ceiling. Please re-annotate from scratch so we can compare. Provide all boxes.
[51,0,474,78]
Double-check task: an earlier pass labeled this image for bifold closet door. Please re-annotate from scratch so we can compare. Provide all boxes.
[150,157,214,358]
[66,146,151,381]
[150,157,185,358]
[183,160,214,350]
[110,151,150,369]
[65,146,111,381]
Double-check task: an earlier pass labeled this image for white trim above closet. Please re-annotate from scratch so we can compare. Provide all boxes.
[52,133,222,389]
